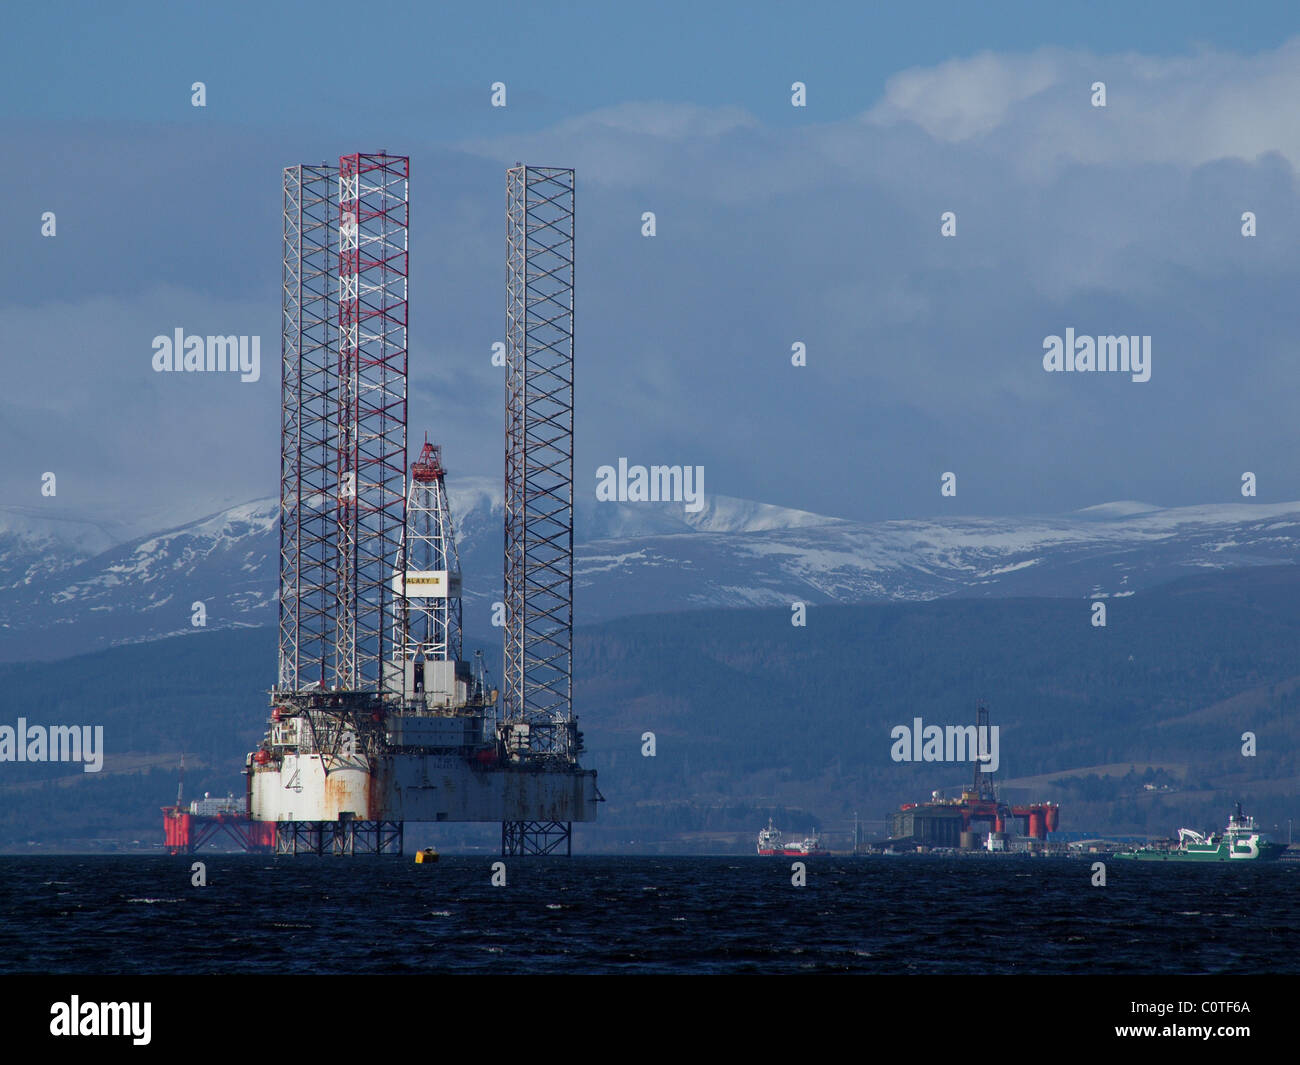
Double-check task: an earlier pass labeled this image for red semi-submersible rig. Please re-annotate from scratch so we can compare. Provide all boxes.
[890,706,1060,850]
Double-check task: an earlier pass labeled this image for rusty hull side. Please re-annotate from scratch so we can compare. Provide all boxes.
[374,754,598,822]
[249,754,374,820]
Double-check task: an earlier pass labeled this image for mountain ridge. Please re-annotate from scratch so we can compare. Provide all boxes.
[1,491,1297,662]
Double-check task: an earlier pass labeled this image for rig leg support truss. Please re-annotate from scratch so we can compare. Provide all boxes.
[279,164,338,690]
[502,820,572,856]
[503,165,576,760]
[274,820,404,856]
[336,153,410,691]
[279,152,409,693]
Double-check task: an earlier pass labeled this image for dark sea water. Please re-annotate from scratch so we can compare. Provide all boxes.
[2,855,1297,975]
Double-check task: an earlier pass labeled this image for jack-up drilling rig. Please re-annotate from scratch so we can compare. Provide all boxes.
[245,155,597,856]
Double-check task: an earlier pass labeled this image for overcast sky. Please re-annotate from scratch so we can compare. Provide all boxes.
[5,2,1300,533]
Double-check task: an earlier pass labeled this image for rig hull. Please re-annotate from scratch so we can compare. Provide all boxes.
[249,752,598,823]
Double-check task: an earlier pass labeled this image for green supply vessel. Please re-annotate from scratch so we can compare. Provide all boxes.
[1114,804,1284,862]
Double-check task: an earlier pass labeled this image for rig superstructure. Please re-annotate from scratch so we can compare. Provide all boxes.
[238,155,597,856]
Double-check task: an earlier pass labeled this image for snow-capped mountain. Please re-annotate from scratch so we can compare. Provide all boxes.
[0,500,279,661]
[0,506,128,592]
[0,489,1297,661]
[575,499,1300,617]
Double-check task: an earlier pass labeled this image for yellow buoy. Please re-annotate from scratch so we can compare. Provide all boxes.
[415,847,439,864]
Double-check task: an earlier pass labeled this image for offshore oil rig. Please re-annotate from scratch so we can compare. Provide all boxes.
[889,706,1059,851]
[166,155,598,856]
[162,755,273,854]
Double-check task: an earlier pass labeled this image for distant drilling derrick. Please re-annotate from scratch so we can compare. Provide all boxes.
[970,702,996,802]
[245,156,597,857]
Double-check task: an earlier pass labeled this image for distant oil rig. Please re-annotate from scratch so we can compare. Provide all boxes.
[165,154,598,856]
[888,706,1060,851]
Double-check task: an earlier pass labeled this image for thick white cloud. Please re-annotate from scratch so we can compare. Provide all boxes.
[472,39,1300,193]
[865,40,1300,171]
[867,49,1064,142]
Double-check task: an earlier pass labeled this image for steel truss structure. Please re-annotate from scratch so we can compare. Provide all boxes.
[162,810,275,855]
[271,155,410,852]
[278,152,409,693]
[501,819,572,856]
[502,166,579,855]
[275,819,404,856]
[279,164,337,691]
[337,153,409,692]
[503,166,576,760]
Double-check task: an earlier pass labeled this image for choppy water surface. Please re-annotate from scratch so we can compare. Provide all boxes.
[1,855,1296,974]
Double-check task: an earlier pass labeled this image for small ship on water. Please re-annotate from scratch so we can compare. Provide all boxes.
[757,819,830,856]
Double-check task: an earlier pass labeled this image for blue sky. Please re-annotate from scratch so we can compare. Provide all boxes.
[5,2,1300,530]
[7,2,1297,132]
